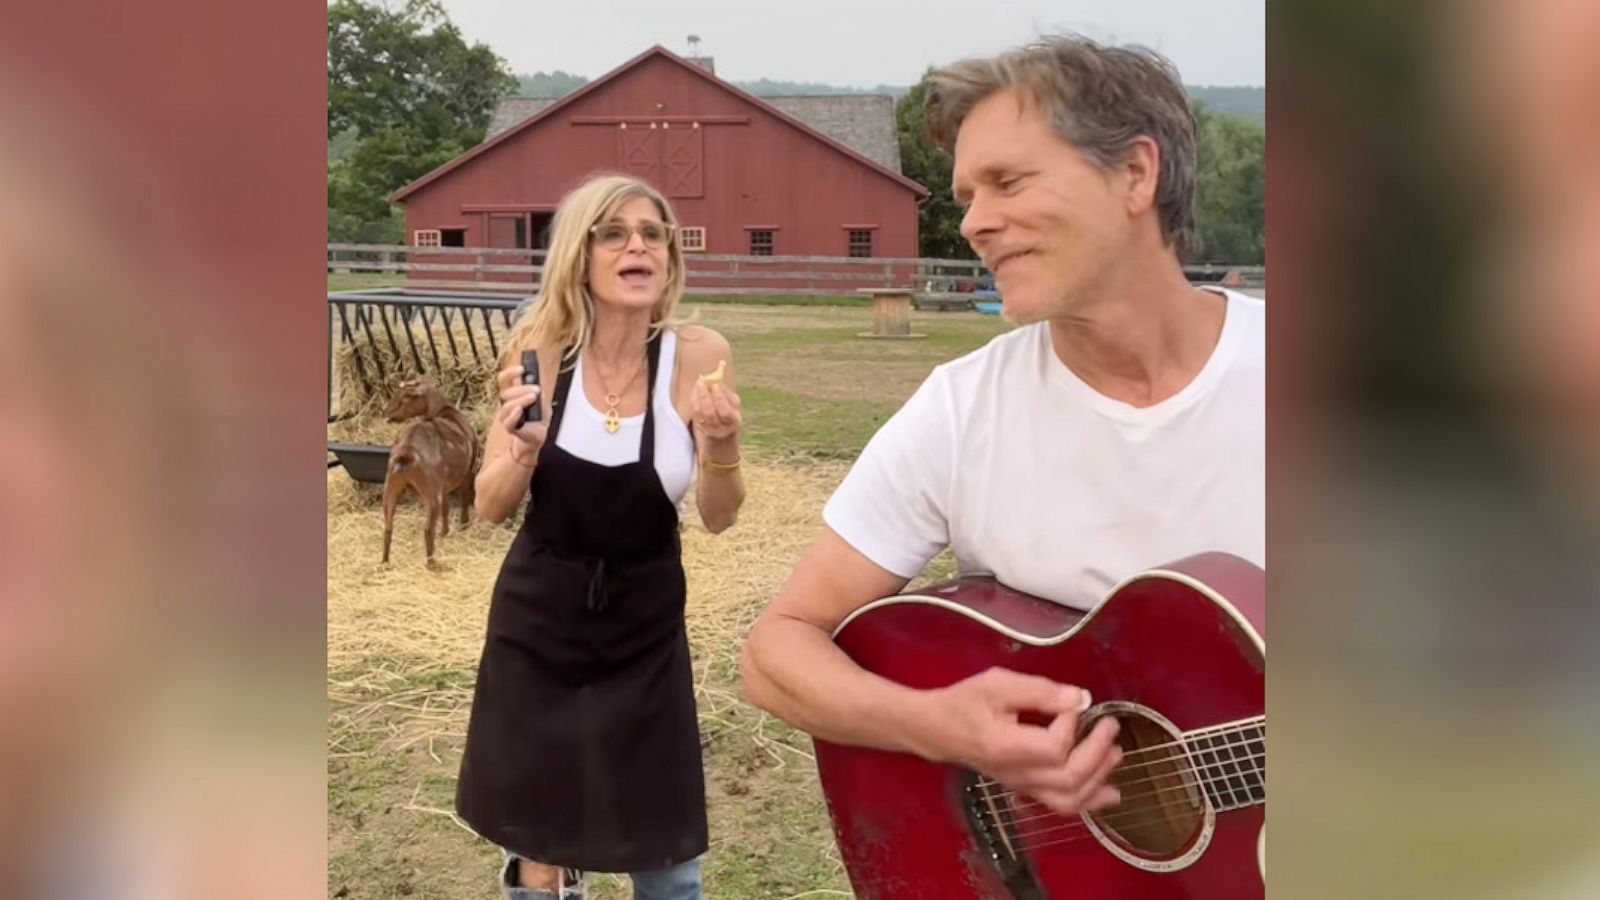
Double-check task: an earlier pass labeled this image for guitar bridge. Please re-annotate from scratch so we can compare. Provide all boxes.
[960,772,1046,900]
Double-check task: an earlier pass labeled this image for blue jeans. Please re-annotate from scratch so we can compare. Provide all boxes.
[501,851,702,900]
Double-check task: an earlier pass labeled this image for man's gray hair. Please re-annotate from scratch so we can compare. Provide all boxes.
[925,35,1199,259]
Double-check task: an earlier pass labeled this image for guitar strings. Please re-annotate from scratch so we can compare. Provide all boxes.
[995,750,1266,830]
[1101,716,1265,760]
[960,733,1260,787]
[1110,748,1264,792]
[1014,785,1266,856]
[980,796,1263,858]
[971,728,1265,796]
[969,773,1266,856]
[970,718,1266,790]
[1014,811,1243,855]
[1000,753,1266,834]
[1001,755,1265,834]
[1006,743,1266,810]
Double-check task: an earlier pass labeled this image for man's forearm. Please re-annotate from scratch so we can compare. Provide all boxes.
[741,615,944,759]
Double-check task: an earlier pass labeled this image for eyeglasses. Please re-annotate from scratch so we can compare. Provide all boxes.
[589,221,675,250]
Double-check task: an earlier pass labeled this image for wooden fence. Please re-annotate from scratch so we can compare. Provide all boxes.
[327,243,1265,295]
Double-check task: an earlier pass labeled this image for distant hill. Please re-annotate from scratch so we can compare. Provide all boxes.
[1188,85,1265,122]
[514,72,1263,120]
[515,71,590,98]
[731,78,911,98]
[516,70,908,99]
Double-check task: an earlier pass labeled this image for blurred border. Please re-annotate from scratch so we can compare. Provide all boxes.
[1,1,327,897]
[1270,1,1600,897]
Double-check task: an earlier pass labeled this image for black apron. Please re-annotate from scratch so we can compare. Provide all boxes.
[456,332,707,873]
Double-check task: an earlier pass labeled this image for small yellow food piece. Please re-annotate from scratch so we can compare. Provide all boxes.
[701,359,727,387]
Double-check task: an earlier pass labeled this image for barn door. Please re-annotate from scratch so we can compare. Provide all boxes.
[618,124,702,198]
[529,212,554,287]
[620,126,661,184]
[487,214,521,248]
[663,125,703,198]
[487,214,532,283]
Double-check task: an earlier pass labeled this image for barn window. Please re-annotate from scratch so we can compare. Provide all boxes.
[440,228,466,247]
[748,229,774,256]
[414,229,441,247]
[848,229,874,258]
[680,227,707,252]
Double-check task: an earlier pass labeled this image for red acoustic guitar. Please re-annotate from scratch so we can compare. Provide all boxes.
[814,552,1264,900]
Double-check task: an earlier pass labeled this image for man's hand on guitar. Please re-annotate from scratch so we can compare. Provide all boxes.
[922,667,1123,816]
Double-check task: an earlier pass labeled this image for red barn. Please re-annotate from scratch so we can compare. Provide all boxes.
[391,45,928,290]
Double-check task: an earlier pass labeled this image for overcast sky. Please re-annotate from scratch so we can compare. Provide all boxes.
[430,0,1264,88]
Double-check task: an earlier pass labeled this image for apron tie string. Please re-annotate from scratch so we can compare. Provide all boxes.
[585,557,609,613]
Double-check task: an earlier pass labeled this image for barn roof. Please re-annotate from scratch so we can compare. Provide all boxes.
[394,45,926,202]
[485,97,559,138]
[486,93,903,174]
[761,95,902,174]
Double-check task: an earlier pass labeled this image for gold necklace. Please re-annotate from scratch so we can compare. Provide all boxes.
[589,347,646,434]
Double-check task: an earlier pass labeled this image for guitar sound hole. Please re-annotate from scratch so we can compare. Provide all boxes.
[1087,710,1205,858]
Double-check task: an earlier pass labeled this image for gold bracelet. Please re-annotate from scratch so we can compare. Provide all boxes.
[700,455,741,473]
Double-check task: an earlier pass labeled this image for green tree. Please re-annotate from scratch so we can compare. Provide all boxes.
[895,70,975,260]
[327,0,517,241]
[1193,104,1266,265]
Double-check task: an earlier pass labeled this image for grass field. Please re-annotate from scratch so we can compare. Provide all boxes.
[327,299,1013,898]
[328,272,410,293]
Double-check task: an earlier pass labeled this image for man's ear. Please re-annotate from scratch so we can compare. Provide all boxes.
[1122,136,1162,217]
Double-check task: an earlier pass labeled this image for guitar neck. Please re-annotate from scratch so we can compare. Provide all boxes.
[1183,716,1266,812]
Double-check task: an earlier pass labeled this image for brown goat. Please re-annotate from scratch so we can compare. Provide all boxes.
[380,379,478,563]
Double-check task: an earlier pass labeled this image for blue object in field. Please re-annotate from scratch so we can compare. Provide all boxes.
[976,301,1002,316]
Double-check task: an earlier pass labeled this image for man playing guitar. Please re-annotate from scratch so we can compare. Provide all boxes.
[741,33,1264,841]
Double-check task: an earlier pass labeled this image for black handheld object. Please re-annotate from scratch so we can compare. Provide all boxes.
[517,350,542,427]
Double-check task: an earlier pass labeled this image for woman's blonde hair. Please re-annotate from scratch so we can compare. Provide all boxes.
[502,173,687,367]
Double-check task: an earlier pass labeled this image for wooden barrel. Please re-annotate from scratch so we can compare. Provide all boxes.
[873,292,912,336]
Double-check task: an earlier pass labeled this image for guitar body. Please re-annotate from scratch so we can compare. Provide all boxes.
[814,553,1265,900]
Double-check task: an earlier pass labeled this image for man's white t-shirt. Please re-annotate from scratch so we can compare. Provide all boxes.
[823,288,1264,611]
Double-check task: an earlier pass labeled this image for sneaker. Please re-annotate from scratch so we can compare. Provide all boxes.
[501,854,585,899]
[558,868,586,899]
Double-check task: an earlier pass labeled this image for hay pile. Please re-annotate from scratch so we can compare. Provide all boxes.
[328,315,513,446]
[327,457,853,759]
[327,457,958,898]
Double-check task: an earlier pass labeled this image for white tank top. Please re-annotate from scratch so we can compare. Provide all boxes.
[554,328,696,505]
